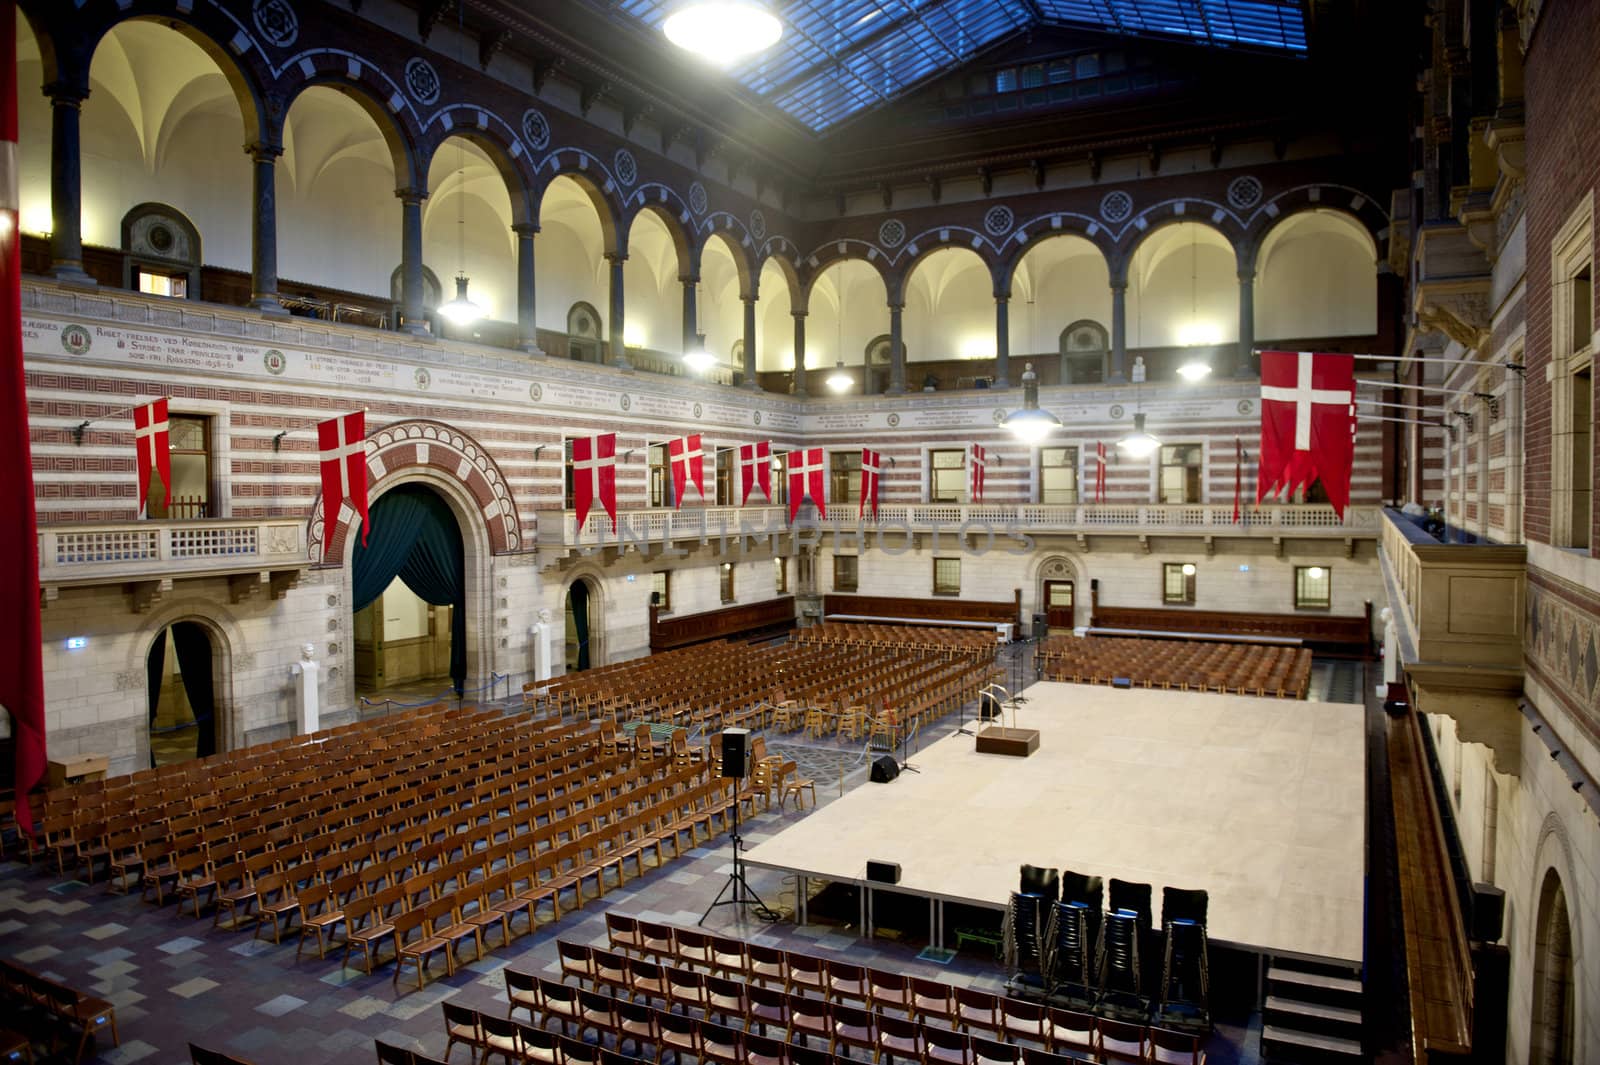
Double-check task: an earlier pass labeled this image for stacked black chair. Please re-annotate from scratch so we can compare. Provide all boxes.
[1108,879,1157,997]
[1045,870,1102,1008]
[1094,908,1148,1021]
[1156,886,1211,1032]
[1003,891,1048,995]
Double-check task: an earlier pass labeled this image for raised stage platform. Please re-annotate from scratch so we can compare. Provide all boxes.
[743,680,1365,963]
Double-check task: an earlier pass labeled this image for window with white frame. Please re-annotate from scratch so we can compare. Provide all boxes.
[1552,199,1595,549]
[1295,565,1331,610]
[930,449,965,503]
[1039,446,1079,504]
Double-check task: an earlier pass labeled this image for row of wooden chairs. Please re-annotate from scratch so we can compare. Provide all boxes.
[1037,636,1312,699]
[0,960,119,1065]
[585,922,1207,1064]
[794,623,1001,660]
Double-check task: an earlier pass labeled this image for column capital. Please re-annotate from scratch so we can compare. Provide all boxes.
[512,221,541,237]
[741,293,758,306]
[245,141,285,163]
[679,273,700,285]
[995,291,1011,304]
[44,80,90,106]
[887,301,905,313]
[1109,279,1129,293]
[1237,267,1257,283]
[791,308,808,319]
[395,185,428,205]
[604,251,628,265]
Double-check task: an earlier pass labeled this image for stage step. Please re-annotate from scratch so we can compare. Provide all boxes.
[1262,958,1364,1064]
[1261,1025,1364,1063]
[1266,966,1363,1009]
[1264,995,1362,1038]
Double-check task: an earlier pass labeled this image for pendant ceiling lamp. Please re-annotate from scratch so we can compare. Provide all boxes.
[437,8,483,327]
[663,2,783,66]
[1000,363,1062,445]
[683,279,716,372]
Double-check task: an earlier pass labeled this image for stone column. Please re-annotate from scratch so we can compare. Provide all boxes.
[1108,279,1128,382]
[247,141,285,313]
[396,186,429,335]
[681,277,699,352]
[605,252,629,368]
[1236,268,1257,378]
[513,222,541,353]
[742,295,759,389]
[994,295,1012,387]
[46,82,94,285]
[887,302,906,395]
[792,311,808,396]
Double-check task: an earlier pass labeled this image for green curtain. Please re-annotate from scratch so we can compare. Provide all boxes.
[171,622,216,757]
[352,484,466,692]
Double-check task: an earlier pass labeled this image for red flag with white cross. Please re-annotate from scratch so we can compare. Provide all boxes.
[132,398,172,515]
[1257,351,1356,517]
[572,432,618,532]
[668,434,704,509]
[739,441,770,504]
[318,411,369,554]
[787,447,826,522]
[859,448,881,520]
[969,444,987,503]
[1094,441,1108,503]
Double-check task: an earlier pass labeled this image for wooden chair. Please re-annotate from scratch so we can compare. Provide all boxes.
[780,763,817,811]
[442,1002,485,1064]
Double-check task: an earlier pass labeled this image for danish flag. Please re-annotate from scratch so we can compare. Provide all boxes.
[572,432,618,533]
[132,398,172,515]
[739,441,771,504]
[1094,441,1108,503]
[318,411,369,553]
[969,444,987,503]
[1257,351,1356,518]
[787,447,826,522]
[859,448,881,520]
[668,434,705,509]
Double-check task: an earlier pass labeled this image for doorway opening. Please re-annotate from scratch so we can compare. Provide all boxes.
[145,621,218,765]
[351,483,467,705]
[565,578,598,672]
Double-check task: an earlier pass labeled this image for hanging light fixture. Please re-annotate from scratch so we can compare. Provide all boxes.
[1176,224,1211,378]
[663,2,783,66]
[826,360,852,393]
[826,268,851,393]
[1001,362,1062,445]
[682,278,716,372]
[1177,361,1212,382]
[1118,412,1162,458]
[437,13,483,327]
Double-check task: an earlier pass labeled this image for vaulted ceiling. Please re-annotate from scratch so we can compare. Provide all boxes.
[612,0,1308,132]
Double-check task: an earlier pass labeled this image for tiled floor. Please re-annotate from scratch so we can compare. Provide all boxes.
[0,661,1330,1065]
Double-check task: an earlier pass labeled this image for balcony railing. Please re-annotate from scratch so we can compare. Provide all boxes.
[39,518,309,586]
[535,503,1378,550]
[1378,506,1526,672]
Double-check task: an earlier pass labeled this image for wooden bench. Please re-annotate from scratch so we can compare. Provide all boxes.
[1090,604,1371,657]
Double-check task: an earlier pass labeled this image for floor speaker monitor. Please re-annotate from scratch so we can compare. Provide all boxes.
[866,860,901,885]
[721,729,750,779]
[869,756,900,783]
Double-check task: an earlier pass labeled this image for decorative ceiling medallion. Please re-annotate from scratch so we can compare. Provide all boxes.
[749,209,767,240]
[252,0,299,47]
[1099,191,1132,224]
[689,182,709,215]
[1227,175,1263,210]
[521,109,551,152]
[878,219,906,248]
[404,58,440,105]
[983,205,1015,236]
[613,149,638,187]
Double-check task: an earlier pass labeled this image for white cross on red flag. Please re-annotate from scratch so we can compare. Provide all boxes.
[859,448,881,520]
[1094,441,1108,503]
[572,432,618,533]
[969,444,987,503]
[668,434,704,510]
[1257,350,1356,517]
[786,447,826,522]
[132,398,172,515]
[739,441,771,505]
[318,411,369,554]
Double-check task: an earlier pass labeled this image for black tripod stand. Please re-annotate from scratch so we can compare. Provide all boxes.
[699,785,778,924]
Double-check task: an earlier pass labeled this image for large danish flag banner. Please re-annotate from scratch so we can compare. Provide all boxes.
[318,411,369,553]
[859,448,881,520]
[787,447,826,522]
[132,398,172,515]
[738,441,771,504]
[969,444,987,503]
[572,432,618,532]
[1094,441,1108,503]
[1257,351,1356,518]
[2,0,47,835]
[668,434,705,509]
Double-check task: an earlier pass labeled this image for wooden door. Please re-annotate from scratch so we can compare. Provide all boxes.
[1044,580,1075,629]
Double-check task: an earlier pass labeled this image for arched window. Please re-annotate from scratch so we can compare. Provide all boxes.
[567,301,604,363]
[1529,869,1576,1065]
[122,203,202,299]
[1058,319,1109,384]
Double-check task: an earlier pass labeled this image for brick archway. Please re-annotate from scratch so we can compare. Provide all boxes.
[309,419,523,563]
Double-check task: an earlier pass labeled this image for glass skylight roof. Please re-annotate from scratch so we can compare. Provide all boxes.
[617,1,1307,132]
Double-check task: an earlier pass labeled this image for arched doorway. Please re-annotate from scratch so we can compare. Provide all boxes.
[1530,869,1576,1064]
[145,621,218,765]
[565,577,600,672]
[351,484,467,700]
[1036,556,1082,634]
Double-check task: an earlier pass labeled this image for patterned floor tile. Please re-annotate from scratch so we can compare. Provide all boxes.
[99,1038,160,1064]
[83,922,129,940]
[337,995,392,1021]
[255,993,308,1017]
[157,935,206,954]
[168,976,221,998]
